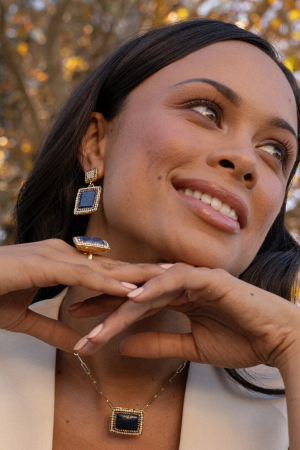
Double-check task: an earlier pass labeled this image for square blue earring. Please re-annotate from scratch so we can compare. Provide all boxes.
[74,168,101,215]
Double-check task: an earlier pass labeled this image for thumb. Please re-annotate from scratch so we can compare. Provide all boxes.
[119,331,198,361]
[19,310,82,353]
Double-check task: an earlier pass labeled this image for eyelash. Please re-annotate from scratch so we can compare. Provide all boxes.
[185,98,223,123]
[184,98,294,167]
[272,139,294,166]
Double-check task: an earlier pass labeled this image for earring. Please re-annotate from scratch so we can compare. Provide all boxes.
[74,168,101,215]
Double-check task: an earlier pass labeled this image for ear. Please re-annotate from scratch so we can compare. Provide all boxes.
[79,112,109,179]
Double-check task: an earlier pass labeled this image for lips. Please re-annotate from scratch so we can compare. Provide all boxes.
[172,178,249,232]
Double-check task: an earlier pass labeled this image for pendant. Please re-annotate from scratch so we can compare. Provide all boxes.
[109,407,144,436]
[74,186,101,215]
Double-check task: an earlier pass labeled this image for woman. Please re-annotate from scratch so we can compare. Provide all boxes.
[0,19,299,449]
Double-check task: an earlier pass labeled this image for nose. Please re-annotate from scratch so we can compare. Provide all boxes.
[205,143,259,189]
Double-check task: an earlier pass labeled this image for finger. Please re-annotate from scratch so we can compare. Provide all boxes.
[15,239,165,284]
[68,295,126,318]
[119,329,258,368]
[14,309,82,353]
[74,288,184,355]
[127,265,218,303]
[119,331,199,361]
[24,259,142,296]
[43,239,130,265]
[42,254,166,285]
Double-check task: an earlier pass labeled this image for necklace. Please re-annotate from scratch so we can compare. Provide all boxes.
[74,353,188,436]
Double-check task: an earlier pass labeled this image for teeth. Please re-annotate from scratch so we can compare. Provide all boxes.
[229,209,238,220]
[179,188,238,221]
[211,197,222,211]
[201,193,212,204]
[219,203,231,216]
[193,190,202,199]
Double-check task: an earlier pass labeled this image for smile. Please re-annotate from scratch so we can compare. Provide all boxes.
[178,188,238,221]
[172,178,249,233]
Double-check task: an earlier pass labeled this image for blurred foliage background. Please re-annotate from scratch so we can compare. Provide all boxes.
[0,0,299,245]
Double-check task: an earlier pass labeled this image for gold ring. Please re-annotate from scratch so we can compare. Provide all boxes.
[73,236,110,259]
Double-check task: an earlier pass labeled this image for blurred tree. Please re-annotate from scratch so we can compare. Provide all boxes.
[0,0,299,244]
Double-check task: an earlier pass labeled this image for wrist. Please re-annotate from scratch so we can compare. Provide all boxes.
[276,339,300,382]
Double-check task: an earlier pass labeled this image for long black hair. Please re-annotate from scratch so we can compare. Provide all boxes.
[15,19,300,395]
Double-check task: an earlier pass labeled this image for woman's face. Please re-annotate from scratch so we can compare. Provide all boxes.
[90,41,298,275]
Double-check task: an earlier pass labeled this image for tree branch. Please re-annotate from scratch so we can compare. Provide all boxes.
[45,0,71,111]
[0,1,43,140]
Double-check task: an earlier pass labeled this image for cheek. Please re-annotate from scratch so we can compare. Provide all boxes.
[252,174,285,235]
[100,113,198,239]
[104,113,196,185]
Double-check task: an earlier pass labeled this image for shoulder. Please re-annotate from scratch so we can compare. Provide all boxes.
[0,289,68,450]
[181,362,288,449]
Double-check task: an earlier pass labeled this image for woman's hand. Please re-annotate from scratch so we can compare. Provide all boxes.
[0,239,163,352]
[78,264,300,373]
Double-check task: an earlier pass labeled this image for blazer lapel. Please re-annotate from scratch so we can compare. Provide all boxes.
[0,289,67,450]
[179,362,288,450]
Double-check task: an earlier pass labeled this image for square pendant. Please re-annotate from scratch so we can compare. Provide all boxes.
[74,186,101,215]
[110,407,144,436]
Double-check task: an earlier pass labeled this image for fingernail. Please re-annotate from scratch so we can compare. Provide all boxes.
[160,264,174,270]
[68,302,83,311]
[73,336,89,351]
[127,287,144,298]
[121,282,138,290]
[87,323,103,339]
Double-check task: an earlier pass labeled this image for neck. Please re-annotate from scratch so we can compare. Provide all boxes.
[58,285,190,407]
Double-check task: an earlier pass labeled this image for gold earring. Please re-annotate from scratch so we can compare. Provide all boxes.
[74,168,101,215]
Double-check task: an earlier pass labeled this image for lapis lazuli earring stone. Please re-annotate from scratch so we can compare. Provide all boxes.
[74,186,101,215]
[78,190,96,208]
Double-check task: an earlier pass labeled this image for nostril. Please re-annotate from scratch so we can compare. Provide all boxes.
[219,159,235,169]
[244,173,253,182]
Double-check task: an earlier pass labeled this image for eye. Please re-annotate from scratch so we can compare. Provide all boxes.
[259,144,283,162]
[191,105,218,123]
[185,98,222,125]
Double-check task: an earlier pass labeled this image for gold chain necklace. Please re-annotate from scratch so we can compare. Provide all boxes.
[74,353,188,436]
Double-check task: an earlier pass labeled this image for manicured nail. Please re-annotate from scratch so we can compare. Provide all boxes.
[73,336,89,351]
[121,282,138,290]
[68,302,83,311]
[127,287,144,298]
[87,323,103,339]
[160,264,174,270]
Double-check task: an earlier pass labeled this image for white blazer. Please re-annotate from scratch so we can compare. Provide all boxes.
[0,289,289,449]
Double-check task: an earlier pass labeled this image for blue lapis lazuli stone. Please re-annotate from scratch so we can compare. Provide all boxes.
[115,413,139,431]
[79,236,105,245]
[78,190,96,208]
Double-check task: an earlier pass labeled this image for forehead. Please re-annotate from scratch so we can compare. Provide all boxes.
[128,41,297,130]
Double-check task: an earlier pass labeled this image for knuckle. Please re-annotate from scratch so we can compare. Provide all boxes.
[152,276,165,287]
[45,238,63,246]
[35,238,67,254]
[75,264,93,278]
[99,263,117,273]
[212,268,228,277]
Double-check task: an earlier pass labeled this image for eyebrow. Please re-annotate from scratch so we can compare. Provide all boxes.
[173,78,242,106]
[268,117,297,140]
[173,77,298,140]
